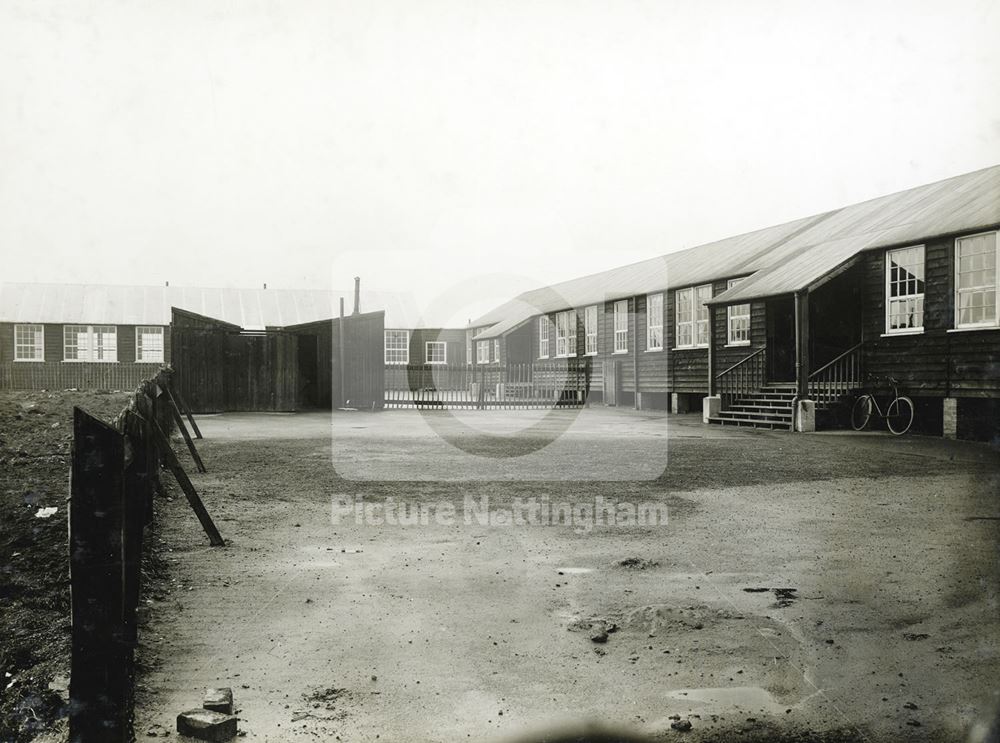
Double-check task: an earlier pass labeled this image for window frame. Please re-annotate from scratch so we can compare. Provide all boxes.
[135,325,165,363]
[554,309,577,357]
[493,339,500,364]
[675,284,712,349]
[613,299,629,354]
[954,231,999,330]
[384,329,410,365]
[884,245,926,335]
[425,341,447,365]
[646,293,663,351]
[63,324,118,362]
[538,316,550,359]
[476,340,490,364]
[726,279,751,347]
[584,305,598,355]
[13,324,44,362]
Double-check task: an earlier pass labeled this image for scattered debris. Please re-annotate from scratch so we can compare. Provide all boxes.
[670,719,693,732]
[616,557,660,569]
[591,630,609,644]
[34,506,58,519]
[903,633,930,641]
[176,708,238,741]
[204,687,234,715]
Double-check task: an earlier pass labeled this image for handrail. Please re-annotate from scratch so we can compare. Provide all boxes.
[808,341,864,380]
[715,346,767,379]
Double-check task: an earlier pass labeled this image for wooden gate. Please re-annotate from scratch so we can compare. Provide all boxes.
[603,358,621,406]
[171,309,299,412]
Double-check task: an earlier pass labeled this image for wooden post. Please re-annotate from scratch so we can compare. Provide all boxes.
[163,383,206,473]
[633,296,640,410]
[169,383,203,439]
[148,417,225,547]
[70,407,130,742]
[707,304,717,396]
[794,290,810,399]
[338,297,346,407]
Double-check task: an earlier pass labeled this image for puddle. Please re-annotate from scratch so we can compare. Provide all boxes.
[556,567,594,574]
[665,686,786,714]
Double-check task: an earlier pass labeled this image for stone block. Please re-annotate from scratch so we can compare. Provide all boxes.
[176,709,237,742]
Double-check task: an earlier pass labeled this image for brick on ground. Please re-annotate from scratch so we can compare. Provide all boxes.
[176,708,238,742]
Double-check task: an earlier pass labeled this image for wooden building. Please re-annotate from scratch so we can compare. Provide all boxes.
[0,282,414,410]
[469,165,1000,439]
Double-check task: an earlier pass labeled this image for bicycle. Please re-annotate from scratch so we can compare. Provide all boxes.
[851,375,915,435]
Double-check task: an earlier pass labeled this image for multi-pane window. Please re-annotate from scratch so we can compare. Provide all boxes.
[584,305,598,355]
[384,330,409,364]
[425,341,447,364]
[63,325,117,362]
[476,340,490,364]
[494,339,500,363]
[646,293,663,351]
[136,326,165,362]
[676,285,711,348]
[727,279,750,345]
[886,246,925,333]
[14,324,44,361]
[613,300,628,353]
[538,316,550,358]
[555,310,577,357]
[955,231,998,329]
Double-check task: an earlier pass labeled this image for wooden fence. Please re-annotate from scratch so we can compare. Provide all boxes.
[69,367,222,742]
[0,361,162,391]
[384,360,592,409]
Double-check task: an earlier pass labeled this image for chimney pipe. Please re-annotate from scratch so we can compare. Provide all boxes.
[263,282,267,290]
[353,276,360,315]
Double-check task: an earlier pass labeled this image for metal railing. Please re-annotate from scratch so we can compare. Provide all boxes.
[807,342,863,408]
[715,346,767,405]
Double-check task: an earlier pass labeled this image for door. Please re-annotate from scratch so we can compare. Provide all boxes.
[766,297,796,382]
[603,359,620,406]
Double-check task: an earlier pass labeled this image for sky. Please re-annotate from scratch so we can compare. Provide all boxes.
[1,0,999,327]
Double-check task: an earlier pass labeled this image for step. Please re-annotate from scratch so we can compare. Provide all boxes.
[716,410,792,422]
[707,416,791,430]
[726,404,794,415]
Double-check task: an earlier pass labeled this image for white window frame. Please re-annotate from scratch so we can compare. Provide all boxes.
[425,341,447,365]
[13,324,44,362]
[726,279,751,346]
[675,285,712,349]
[538,316,550,359]
[584,305,598,355]
[384,329,410,365]
[555,309,577,357]
[135,326,165,363]
[613,300,628,353]
[493,339,500,364]
[465,330,473,364]
[954,231,999,330]
[884,245,926,335]
[646,293,663,351]
[476,340,490,364]
[63,325,118,362]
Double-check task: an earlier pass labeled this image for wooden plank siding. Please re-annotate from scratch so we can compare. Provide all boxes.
[861,234,1000,398]
[0,322,170,390]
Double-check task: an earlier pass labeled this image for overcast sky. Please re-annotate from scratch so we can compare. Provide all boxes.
[2,0,999,326]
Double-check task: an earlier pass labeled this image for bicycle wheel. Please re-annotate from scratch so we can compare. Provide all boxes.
[886,396,915,435]
[851,395,873,431]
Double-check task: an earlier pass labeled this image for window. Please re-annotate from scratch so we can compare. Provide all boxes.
[886,246,925,333]
[613,300,628,353]
[135,326,165,362]
[425,341,446,364]
[477,340,490,364]
[555,310,577,357]
[646,293,663,351]
[14,324,44,361]
[676,285,712,348]
[63,325,117,362]
[384,330,409,364]
[584,305,598,355]
[726,279,750,345]
[955,231,998,329]
[465,330,473,364]
[494,339,500,363]
[538,316,550,358]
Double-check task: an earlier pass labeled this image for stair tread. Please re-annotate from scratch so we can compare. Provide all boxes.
[708,416,791,429]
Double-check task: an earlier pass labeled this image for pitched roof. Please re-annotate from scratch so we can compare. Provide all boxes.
[471,164,1000,337]
[0,282,428,330]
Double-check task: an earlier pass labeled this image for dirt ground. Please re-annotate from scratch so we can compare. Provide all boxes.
[131,408,1000,743]
[0,390,132,743]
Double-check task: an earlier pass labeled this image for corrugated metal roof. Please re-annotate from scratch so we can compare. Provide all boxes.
[0,283,429,330]
[470,164,1000,334]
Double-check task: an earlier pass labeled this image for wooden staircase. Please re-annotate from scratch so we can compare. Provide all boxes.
[708,382,797,430]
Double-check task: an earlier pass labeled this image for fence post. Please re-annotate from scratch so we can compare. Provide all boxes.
[69,407,130,743]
